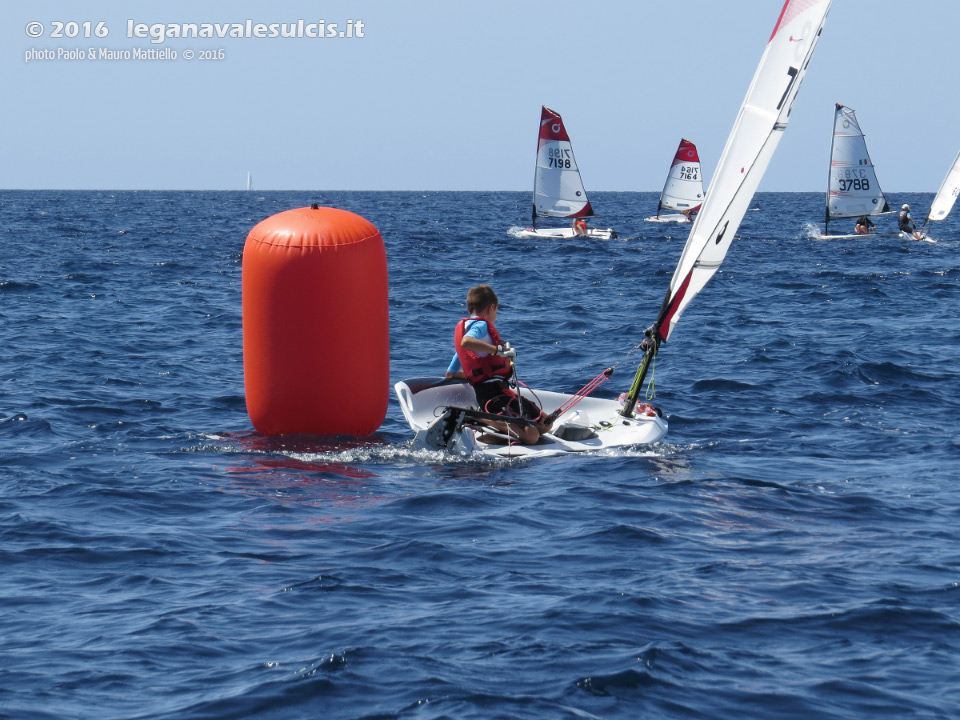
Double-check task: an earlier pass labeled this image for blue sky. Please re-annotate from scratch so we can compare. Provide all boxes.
[3,1,956,192]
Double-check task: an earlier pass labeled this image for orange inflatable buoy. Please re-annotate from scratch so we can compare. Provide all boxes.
[242,205,389,436]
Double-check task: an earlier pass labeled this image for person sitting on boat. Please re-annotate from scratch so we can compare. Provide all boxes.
[572,217,588,236]
[898,204,923,240]
[681,208,696,223]
[854,215,875,235]
[445,284,553,445]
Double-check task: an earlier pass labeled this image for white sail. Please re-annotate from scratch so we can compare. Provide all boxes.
[825,104,889,227]
[532,106,594,221]
[655,0,834,343]
[924,150,960,227]
[658,139,705,215]
[246,171,252,191]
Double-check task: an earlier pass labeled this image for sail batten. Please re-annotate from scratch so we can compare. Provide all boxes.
[654,0,833,344]
[532,106,594,220]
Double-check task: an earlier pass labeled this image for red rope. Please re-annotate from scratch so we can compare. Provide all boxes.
[548,367,613,421]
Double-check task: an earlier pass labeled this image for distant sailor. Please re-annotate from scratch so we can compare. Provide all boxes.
[445,284,552,445]
[898,204,923,241]
[572,217,588,236]
[854,215,875,235]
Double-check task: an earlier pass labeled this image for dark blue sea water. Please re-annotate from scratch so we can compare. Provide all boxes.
[3,189,960,719]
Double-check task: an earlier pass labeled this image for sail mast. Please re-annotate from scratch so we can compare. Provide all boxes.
[621,0,835,417]
[824,104,842,237]
[530,107,542,228]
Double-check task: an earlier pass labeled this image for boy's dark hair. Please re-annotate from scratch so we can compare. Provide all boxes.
[466,285,498,314]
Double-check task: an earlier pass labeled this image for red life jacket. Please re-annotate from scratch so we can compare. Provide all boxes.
[454,318,512,384]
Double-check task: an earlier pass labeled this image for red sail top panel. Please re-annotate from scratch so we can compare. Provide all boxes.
[671,138,700,167]
[538,106,570,142]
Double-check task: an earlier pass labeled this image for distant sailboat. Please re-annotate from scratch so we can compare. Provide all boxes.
[246,171,253,191]
[513,106,616,240]
[921,150,960,233]
[822,104,890,238]
[644,139,705,223]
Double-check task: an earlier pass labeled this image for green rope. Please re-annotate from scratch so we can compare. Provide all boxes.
[644,351,656,401]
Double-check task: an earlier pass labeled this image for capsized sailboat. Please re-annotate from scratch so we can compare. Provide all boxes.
[821,104,890,238]
[512,106,617,240]
[396,0,834,459]
[919,150,960,237]
[644,139,705,223]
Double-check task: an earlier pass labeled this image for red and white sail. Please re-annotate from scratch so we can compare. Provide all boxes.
[655,0,834,343]
[924,150,960,227]
[658,139,704,215]
[826,104,889,226]
[533,106,594,219]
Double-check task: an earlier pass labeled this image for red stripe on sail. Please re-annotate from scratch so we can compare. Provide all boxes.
[658,270,693,343]
[672,138,700,166]
[570,202,594,218]
[539,106,570,142]
[769,0,818,42]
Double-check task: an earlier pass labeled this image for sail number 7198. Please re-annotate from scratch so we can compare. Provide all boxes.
[547,147,573,169]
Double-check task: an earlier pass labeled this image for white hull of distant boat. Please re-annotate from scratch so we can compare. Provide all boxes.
[818,231,878,240]
[818,223,900,240]
[395,378,666,459]
[512,226,617,240]
[643,213,694,224]
[898,231,935,243]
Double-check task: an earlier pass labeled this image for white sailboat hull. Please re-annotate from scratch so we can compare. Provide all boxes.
[512,226,617,240]
[819,234,871,240]
[898,230,934,243]
[643,213,694,224]
[394,378,667,459]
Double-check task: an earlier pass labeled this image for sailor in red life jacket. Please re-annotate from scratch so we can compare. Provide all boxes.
[445,284,552,445]
[572,217,588,236]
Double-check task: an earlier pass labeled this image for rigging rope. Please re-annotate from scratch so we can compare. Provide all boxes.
[545,367,613,422]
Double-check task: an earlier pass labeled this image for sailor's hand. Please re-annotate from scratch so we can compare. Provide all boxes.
[496,343,517,359]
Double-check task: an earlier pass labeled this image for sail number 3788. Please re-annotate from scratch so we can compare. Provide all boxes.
[837,177,870,191]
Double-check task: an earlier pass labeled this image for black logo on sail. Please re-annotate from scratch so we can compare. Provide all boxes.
[714,221,729,245]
